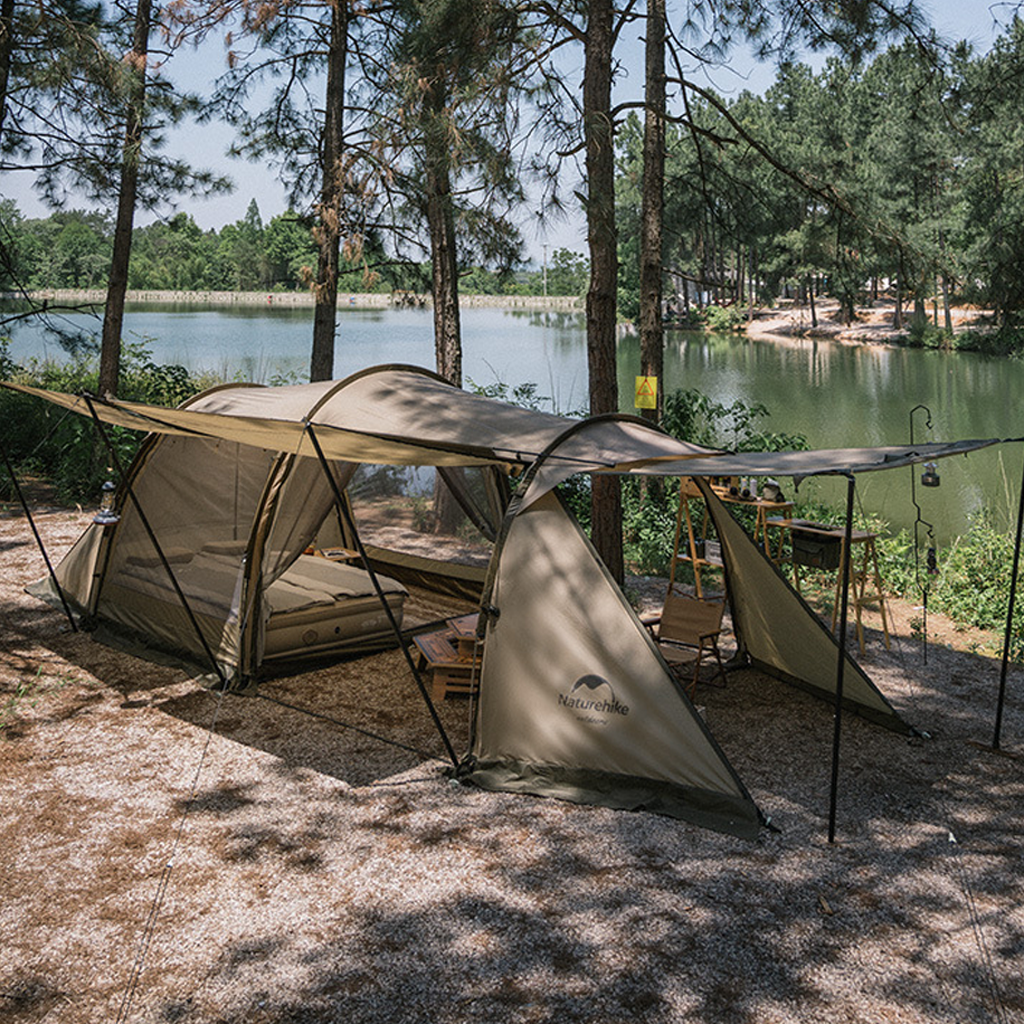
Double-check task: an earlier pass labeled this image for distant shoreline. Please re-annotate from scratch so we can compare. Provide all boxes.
[14,289,583,312]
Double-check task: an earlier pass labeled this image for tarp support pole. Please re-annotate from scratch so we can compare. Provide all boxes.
[993,443,1024,750]
[828,474,856,844]
[82,395,227,688]
[304,421,459,767]
[1,442,78,632]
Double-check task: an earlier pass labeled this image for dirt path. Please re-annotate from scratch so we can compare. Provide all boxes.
[2,508,1023,1023]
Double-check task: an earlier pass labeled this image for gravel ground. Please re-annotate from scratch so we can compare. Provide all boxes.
[2,507,1023,1024]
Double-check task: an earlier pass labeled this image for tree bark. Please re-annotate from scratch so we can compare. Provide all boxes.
[0,0,15,144]
[310,0,348,383]
[584,0,622,583]
[99,0,151,398]
[423,86,462,386]
[941,272,953,334]
[638,0,665,425]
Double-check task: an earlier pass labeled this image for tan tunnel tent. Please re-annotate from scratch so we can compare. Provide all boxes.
[3,366,1001,840]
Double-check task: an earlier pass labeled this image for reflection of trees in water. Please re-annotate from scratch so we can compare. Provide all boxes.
[508,309,587,336]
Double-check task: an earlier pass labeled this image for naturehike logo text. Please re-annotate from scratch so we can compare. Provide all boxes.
[558,675,630,718]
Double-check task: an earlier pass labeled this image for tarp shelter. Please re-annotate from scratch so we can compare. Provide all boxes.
[3,366,999,840]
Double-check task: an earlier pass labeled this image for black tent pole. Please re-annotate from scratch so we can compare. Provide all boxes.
[828,474,856,844]
[1,443,78,632]
[993,443,1024,750]
[82,396,227,688]
[304,422,459,767]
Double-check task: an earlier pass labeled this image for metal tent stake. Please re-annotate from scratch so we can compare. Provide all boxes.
[828,475,856,844]
[304,421,459,767]
[993,443,1024,751]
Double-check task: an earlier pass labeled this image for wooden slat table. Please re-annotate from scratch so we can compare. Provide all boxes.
[412,616,483,700]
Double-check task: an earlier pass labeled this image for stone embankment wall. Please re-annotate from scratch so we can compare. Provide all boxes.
[23,289,582,312]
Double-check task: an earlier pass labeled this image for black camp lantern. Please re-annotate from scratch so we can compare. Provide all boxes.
[93,479,119,525]
[921,462,940,488]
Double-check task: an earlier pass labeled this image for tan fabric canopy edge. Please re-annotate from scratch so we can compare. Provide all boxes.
[1,375,721,471]
[2,382,516,467]
[619,439,1002,480]
[521,437,1001,508]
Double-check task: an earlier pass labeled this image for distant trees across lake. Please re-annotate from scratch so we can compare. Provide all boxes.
[0,197,590,299]
[5,16,1024,338]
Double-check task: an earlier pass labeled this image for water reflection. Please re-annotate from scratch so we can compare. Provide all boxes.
[4,301,1019,540]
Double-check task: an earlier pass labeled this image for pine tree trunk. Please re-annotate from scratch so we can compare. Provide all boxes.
[638,0,665,424]
[941,272,953,334]
[99,0,151,398]
[423,87,462,386]
[0,0,15,144]
[310,0,348,383]
[584,0,622,584]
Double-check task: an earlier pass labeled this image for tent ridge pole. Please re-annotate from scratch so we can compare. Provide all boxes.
[1,443,78,632]
[303,421,459,767]
[82,395,227,688]
[828,474,856,844]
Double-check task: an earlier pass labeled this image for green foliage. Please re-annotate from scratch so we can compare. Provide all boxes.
[662,388,808,452]
[545,249,589,297]
[621,479,677,575]
[906,319,952,349]
[929,511,1018,634]
[702,305,747,332]
[466,379,551,411]
[0,339,218,504]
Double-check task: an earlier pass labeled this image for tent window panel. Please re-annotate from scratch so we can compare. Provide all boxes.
[98,436,277,660]
[347,464,495,569]
[106,437,276,575]
[261,458,356,584]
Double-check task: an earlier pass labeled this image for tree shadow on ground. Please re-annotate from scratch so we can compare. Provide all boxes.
[137,626,1024,1024]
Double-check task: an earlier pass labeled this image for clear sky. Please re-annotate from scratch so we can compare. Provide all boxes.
[2,0,1012,263]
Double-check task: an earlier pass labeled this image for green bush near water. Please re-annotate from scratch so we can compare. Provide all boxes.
[0,339,219,505]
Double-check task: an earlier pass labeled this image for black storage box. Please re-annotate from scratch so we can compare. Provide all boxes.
[790,523,843,570]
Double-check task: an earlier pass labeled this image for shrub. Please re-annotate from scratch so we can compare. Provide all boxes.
[702,304,746,332]
[0,339,219,504]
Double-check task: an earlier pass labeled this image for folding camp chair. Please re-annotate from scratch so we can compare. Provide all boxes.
[649,592,727,699]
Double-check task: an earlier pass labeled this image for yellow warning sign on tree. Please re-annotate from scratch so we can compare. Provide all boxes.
[634,376,658,410]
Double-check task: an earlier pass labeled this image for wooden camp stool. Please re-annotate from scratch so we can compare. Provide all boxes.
[412,621,483,701]
[763,517,793,566]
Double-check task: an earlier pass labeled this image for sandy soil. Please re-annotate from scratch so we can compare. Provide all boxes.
[740,299,991,346]
[2,506,1023,1024]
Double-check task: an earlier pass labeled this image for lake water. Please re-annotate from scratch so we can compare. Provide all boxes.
[5,302,1021,541]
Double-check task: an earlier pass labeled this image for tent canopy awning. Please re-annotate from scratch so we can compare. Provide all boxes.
[3,368,1001,485]
[617,439,1002,480]
[2,366,721,469]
